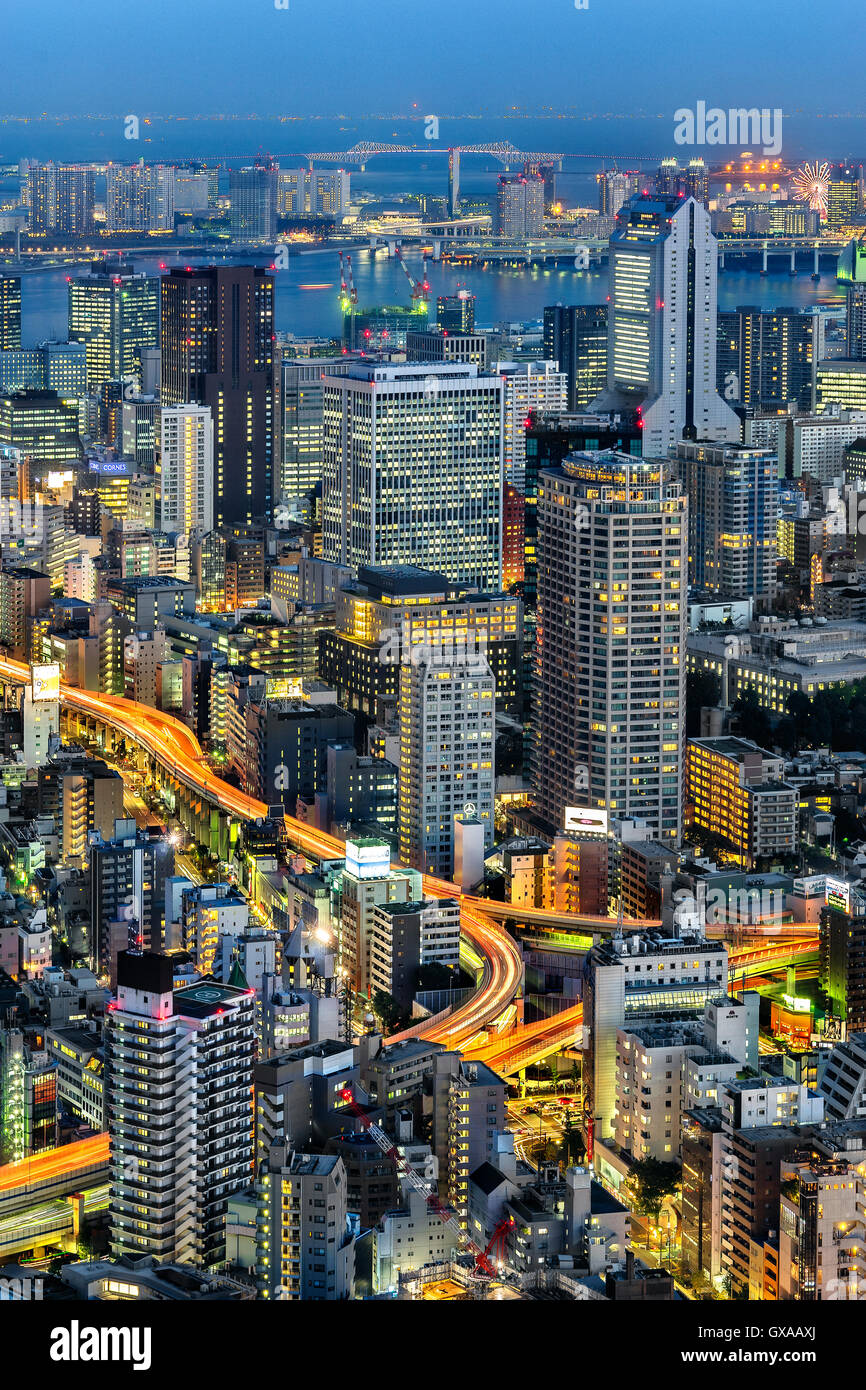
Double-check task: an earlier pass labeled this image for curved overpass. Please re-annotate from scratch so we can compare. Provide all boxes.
[0,659,523,1052]
[0,658,823,1072]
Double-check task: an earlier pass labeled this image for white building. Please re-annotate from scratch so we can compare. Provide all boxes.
[374,1187,453,1292]
[160,404,214,534]
[594,195,739,457]
[107,953,254,1269]
[398,655,495,877]
[497,360,568,491]
[339,838,421,997]
[322,363,504,591]
[255,1144,355,1300]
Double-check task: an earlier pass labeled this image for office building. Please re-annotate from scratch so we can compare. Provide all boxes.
[161,266,275,526]
[496,175,544,239]
[820,898,866,1032]
[322,363,503,590]
[106,163,175,232]
[677,441,779,604]
[826,164,862,228]
[817,360,866,414]
[543,304,609,413]
[685,737,796,868]
[160,404,214,535]
[319,563,522,722]
[276,353,356,505]
[0,276,21,351]
[398,654,495,877]
[498,360,568,492]
[254,1143,355,1300]
[229,166,277,242]
[68,261,160,391]
[27,162,95,236]
[846,284,866,360]
[406,327,489,369]
[243,695,354,808]
[0,390,82,465]
[534,450,687,840]
[107,953,255,1269]
[593,196,739,456]
[437,292,476,334]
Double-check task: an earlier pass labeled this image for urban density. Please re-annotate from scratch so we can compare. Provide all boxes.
[0,0,864,1351]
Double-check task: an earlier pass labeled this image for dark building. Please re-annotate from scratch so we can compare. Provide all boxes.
[89,819,175,980]
[820,905,866,1031]
[161,266,275,526]
[0,276,22,351]
[229,165,278,242]
[244,698,355,808]
[716,305,822,411]
[542,304,608,412]
[681,1107,723,1282]
[437,293,476,334]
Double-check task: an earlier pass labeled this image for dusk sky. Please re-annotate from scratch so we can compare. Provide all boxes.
[1,0,863,118]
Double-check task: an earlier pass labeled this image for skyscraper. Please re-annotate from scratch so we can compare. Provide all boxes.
[593,195,740,456]
[534,450,687,841]
[160,404,215,534]
[107,951,254,1269]
[847,284,866,359]
[27,162,95,235]
[230,165,278,241]
[437,292,476,334]
[0,276,22,351]
[827,164,862,229]
[161,266,275,525]
[276,353,357,507]
[498,359,568,491]
[398,654,495,876]
[68,260,160,391]
[543,304,609,411]
[716,304,823,411]
[496,175,544,239]
[321,363,503,590]
[106,162,175,232]
[678,441,779,605]
[597,169,640,218]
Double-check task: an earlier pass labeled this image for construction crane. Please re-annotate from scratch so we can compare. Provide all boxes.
[339,1085,515,1280]
[394,245,431,312]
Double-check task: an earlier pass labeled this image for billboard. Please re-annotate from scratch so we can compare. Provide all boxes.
[30,664,61,703]
[564,807,609,836]
[825,876,851,914]
[345,839,391,880]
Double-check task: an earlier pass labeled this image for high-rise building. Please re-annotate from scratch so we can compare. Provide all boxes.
[498,360,568,491]
[276,353,357,506]
[496,175,544,239]
[27,162,95,235]
[847,284,866,360]
[277,168,350,218]
[398,653,495,876]
[534,450,687,841]
[0,1028,57,1163]
[432,1054,507,1215]
[597,169,641,218]
[321,363,503,589]
[827,164,862,229]
[437,292,476,334]
[0,389,82,465]
[160,404,214,534]
[0,276,22,351]
[685,736,797,868]
[106,163,175,232]
[339,838,420,997]
[161,266,275,525]
[716,304,823,411]
[68,261,160,391]
[89,818,175,978]
[677,440,779,603]
[820,895,866,1032]
[230,166,277,241]
[543,304,609,412]
[107,952,255,1269]
[593,196,740,457]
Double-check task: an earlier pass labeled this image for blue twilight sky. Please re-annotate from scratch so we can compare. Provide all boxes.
[0,0,863,119]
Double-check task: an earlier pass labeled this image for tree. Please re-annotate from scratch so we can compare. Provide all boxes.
[732,686,771,746]
[686,669,723,738]
[627,1158,681,1219]
[371,989,403,1034]
[560,1111,586,1164]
